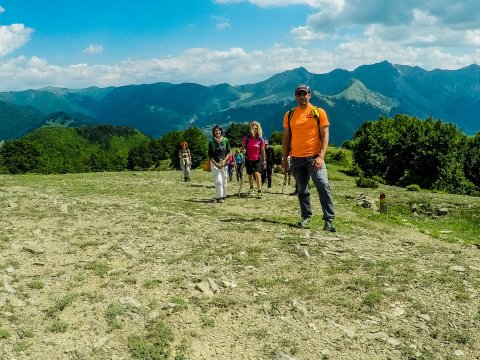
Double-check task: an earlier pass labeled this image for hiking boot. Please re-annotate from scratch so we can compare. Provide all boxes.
[249,187,254,194]
[297,217,311,228]
[257,190,262,199]
[323,221,337,232]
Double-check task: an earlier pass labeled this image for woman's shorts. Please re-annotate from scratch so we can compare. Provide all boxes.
[245,159,262,175]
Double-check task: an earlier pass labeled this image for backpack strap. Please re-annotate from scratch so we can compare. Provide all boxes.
[287,108,295,127]
[287,106,321,133]
[311,106,320,127]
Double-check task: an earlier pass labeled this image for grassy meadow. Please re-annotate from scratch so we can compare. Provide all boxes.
[0,164,479,359]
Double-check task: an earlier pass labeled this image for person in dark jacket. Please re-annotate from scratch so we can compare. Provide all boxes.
[262,140,275,191]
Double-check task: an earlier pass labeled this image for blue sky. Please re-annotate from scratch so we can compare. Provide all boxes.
[0,0,479,91]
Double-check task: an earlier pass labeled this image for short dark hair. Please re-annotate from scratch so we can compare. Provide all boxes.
[212,125,223,136]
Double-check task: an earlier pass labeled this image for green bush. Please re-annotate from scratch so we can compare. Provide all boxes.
[406,184,421,191]
[156,159,172,171]
[225,123,250,148]
[272,145,283,165]
[371,175,386,184]
[268,131,283,146]
[351,114,475,195]
[464,132,480,187]
[0,139,41,174]
[326,150,349,166]
[341,140,354,150]
[355,176,379,188]
[344,163,363,177]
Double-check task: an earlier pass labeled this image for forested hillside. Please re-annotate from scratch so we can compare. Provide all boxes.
[1,61,479,145]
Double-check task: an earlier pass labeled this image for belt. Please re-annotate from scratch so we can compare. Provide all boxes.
[292,154,319,160]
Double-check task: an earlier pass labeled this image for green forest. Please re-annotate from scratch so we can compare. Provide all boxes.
[1,115,479,196]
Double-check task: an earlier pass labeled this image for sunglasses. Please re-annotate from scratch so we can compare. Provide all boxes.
[296,91,308,96]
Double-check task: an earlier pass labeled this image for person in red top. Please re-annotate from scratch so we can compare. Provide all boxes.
[226,153,236,182]
[241,121,266,199]
[281,84,336,231]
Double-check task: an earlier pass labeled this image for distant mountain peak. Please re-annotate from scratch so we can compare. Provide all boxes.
[1,62,479,144]
[334,78,396,112]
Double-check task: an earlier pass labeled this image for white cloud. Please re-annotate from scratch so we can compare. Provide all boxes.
[213,16,231,30]
[216,21,231,30]
[215,0,335,7]
[290,26,326,42]
[465,29,480,45]
[0,24,33,56]
[0,6,5,13]
[82,44,103,55]
[1,0,479,91]
[336,37,480,71]
[0,41,479,92]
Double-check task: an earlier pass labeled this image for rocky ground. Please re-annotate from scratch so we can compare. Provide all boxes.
[0,170,479,360]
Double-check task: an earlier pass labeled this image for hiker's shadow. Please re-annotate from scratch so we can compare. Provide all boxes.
[188,198,215,203]
[185,193,243,203]
[219,216,293,227]
[187,183,215,189]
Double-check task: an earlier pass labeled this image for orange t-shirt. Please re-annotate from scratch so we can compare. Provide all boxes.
[283,104,329,157]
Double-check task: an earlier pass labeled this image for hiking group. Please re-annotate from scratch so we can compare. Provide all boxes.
[182,84,336,231]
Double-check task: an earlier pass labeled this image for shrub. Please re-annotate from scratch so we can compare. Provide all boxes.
[156,159,171,171]
[464,132,480,188]
[406,184,421,191]
[344,163,363,177]
[341,140,354,150]
[0,139,41,174]
[268,131,283,146]
[371,175,386,184]
[356,176,379,188]
[326,150,349,166]
[351,114,471,194]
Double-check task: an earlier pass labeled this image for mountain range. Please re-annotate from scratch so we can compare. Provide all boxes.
[1,60,479,146]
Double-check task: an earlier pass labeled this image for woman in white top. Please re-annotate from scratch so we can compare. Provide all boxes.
[179,141,192,182]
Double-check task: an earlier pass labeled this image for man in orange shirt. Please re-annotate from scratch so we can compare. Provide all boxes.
[281,84,336,231]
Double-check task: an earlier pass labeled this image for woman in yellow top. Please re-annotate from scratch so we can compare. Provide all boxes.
[281,84,336,231]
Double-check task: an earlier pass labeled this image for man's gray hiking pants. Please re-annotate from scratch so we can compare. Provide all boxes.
[291,155,335,222]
